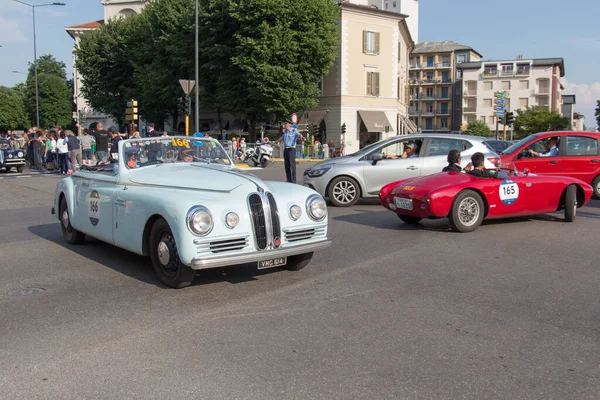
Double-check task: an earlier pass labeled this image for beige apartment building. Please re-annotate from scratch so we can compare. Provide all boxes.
[312,2,415,153]
[458,58,565,131]
[408,41,481,133]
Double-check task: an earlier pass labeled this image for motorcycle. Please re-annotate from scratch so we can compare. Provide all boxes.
[247,141,272,167]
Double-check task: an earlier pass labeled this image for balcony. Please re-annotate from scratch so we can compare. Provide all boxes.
[463,90,477,97]
[409,79,420,85]
[421,109,435,116]
[409,64,421,70]
[482,69,498,77]
[500,69,514,77]
[437,109,451,116]
[534,89,550,96]
[421,125,451,132]
[516,65,530,76]
[422,63,436,70]
[463,107,477,113]
[408,108,419,116]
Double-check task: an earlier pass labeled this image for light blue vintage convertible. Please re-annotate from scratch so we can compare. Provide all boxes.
[52,136,331,288]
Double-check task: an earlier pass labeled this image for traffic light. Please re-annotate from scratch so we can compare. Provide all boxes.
[497,116,504,125]
[305,125,311,136]
[341,123,346,135]
[506,111,514,126]
[313,124,320,137]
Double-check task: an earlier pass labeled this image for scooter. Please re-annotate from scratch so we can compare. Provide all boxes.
[251,142,273,167]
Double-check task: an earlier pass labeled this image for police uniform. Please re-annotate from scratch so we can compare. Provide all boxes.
[281,119,301,183]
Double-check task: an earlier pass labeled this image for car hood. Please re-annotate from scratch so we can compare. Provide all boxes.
[310,156,353,169]
[128,163,261,193]
[391,172,476,195]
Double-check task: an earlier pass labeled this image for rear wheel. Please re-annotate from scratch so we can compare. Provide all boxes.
[328,176,360,207]
[149,218,196,289]
[564,185,577,223]
[281,252,313,271]
[449,190,484,232]
[60,197,86,244]
[592,176,600,199]
[398,214,422,224]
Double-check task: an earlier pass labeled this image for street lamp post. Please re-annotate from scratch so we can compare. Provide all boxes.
[194,0,199,133]
[13,1,66,129]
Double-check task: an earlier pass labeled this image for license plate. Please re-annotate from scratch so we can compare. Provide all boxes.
[394,197,413,210]
[258,257,287,269]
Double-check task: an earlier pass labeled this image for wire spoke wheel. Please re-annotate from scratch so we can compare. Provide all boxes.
[458,197,480,227]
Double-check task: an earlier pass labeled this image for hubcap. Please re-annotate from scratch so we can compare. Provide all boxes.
[458,197,480,227]
[157,241,170,266]
[61,210,70,229]
[333,181,357,204]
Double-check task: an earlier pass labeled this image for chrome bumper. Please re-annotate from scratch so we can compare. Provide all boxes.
[189,239,331,270]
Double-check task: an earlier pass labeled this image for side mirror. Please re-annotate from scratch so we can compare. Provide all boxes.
[523,168,530,175]
[371,153,383,165]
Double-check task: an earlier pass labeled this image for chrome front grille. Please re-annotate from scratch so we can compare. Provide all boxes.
[196,236,249,254]
[248,190,281,250]
[284,226,327,243]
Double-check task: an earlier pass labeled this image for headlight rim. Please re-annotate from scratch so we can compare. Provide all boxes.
[289,204,302,221]
[307,165,332,177]
[186,205,214,236]
[225,212,240,229]
[306,194,327,221]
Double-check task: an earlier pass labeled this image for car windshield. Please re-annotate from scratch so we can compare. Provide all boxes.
[0,139,10,148]
[122,136,232,169]
[501,135,538,155]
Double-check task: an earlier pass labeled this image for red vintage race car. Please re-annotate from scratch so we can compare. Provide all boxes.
[379,169,593,232]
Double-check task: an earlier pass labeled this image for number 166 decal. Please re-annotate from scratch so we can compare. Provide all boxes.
[88,190,100,226]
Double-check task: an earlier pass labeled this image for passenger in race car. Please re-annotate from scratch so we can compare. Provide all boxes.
[528,137,558,157]
[125,147,140,168]
[179,148,194,162]
[442,149,462,172]
[466,152,507,178]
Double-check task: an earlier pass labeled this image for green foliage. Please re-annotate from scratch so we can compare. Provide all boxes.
[595,100,600,129]
[0,86,30,130]
[25,54,72,128]
[513,106,570,137]
[465,120,492,137]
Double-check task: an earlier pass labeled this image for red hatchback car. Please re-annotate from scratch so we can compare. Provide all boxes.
[499,131,600,198]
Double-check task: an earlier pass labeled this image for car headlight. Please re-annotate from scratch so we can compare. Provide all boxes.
[306,165,332,177]
[187,206,213,236]
[225,212,239,229]
[8,154,13,159]
[306,195,327,221]
[17,152,23,158]
[289,205,302,221]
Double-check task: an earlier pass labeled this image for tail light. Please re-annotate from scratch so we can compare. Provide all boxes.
[487,157,500,167]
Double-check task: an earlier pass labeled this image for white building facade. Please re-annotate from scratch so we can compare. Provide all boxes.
[458,58,565,131]
[345,0,419,43]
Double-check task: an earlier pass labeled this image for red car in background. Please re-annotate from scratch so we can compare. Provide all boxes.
[379,169,593,232]
[499,131,600,198]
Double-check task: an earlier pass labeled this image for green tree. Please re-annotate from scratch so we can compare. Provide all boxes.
[595,100,600,130]
[0,86,30,130]
[199,0,339,139]
[25,54,72,128]
[513,106,569,137]
[464,120,492,137]
[75,16,140,127]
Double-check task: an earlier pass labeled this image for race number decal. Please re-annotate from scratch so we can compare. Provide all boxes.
[499,179,519,205]
[88,190,100,226]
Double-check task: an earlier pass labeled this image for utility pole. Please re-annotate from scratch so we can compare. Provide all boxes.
[194,0,199,133]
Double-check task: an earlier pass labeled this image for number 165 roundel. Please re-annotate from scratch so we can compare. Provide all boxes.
[379,167,593,232]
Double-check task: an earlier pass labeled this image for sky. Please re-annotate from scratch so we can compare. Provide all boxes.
[0,0,598,126]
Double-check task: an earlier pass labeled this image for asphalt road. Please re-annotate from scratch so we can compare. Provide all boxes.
[1,165,599,399]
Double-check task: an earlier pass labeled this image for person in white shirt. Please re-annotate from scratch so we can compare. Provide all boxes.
[56,131,70,174]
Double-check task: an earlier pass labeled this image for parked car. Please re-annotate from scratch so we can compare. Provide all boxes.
[499,131,600,198]
[303,134,500,207]
[379,167,593,232]
[0,138,26,173]
[484,139,515,154]
[52,136,331,288]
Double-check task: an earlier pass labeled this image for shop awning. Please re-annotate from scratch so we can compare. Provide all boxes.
[358,110,393,133]
[302,109,329,125]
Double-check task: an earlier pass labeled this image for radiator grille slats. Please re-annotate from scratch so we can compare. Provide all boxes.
[249,193,268,250]
[267,192,281,245]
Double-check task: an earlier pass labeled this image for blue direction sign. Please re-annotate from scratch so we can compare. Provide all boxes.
[498,99,505,105]
[497,106,504,111]
[497,112,505,117]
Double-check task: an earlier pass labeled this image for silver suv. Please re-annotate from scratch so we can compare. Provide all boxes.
[303,134,500,207]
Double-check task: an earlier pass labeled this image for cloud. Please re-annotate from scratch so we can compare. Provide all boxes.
[562,78,600,125]
[0,16,27,43]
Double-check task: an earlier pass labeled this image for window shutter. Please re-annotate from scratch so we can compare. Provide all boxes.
[374,72,380,96]
[375,32,380,55]
[398,42,401,62]
[366,72,372,95]
[363,31,367,54]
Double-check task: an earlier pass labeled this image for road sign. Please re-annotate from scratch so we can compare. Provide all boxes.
[497,106,504,111]
[498,99,505,105]
[126,100,138,108]
[179,79,196,95]
[497,112,505,117]
[291,113,298,124]
[292,124,298,129]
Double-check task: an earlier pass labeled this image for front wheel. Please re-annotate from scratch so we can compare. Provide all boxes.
[328,176,360,207]
[17,166,24,173]
[281,252,313,271]
[260,158,269,168]
[398,214,422,224]
[592,176,600,199]
[564,184,577,222]
[449,190,484,232]
[60,197,86,244]
[149,218,196,289]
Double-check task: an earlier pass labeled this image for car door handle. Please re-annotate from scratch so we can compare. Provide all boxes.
[591,159,599,163]
[406,166,418,170]
[549,160,558,164]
